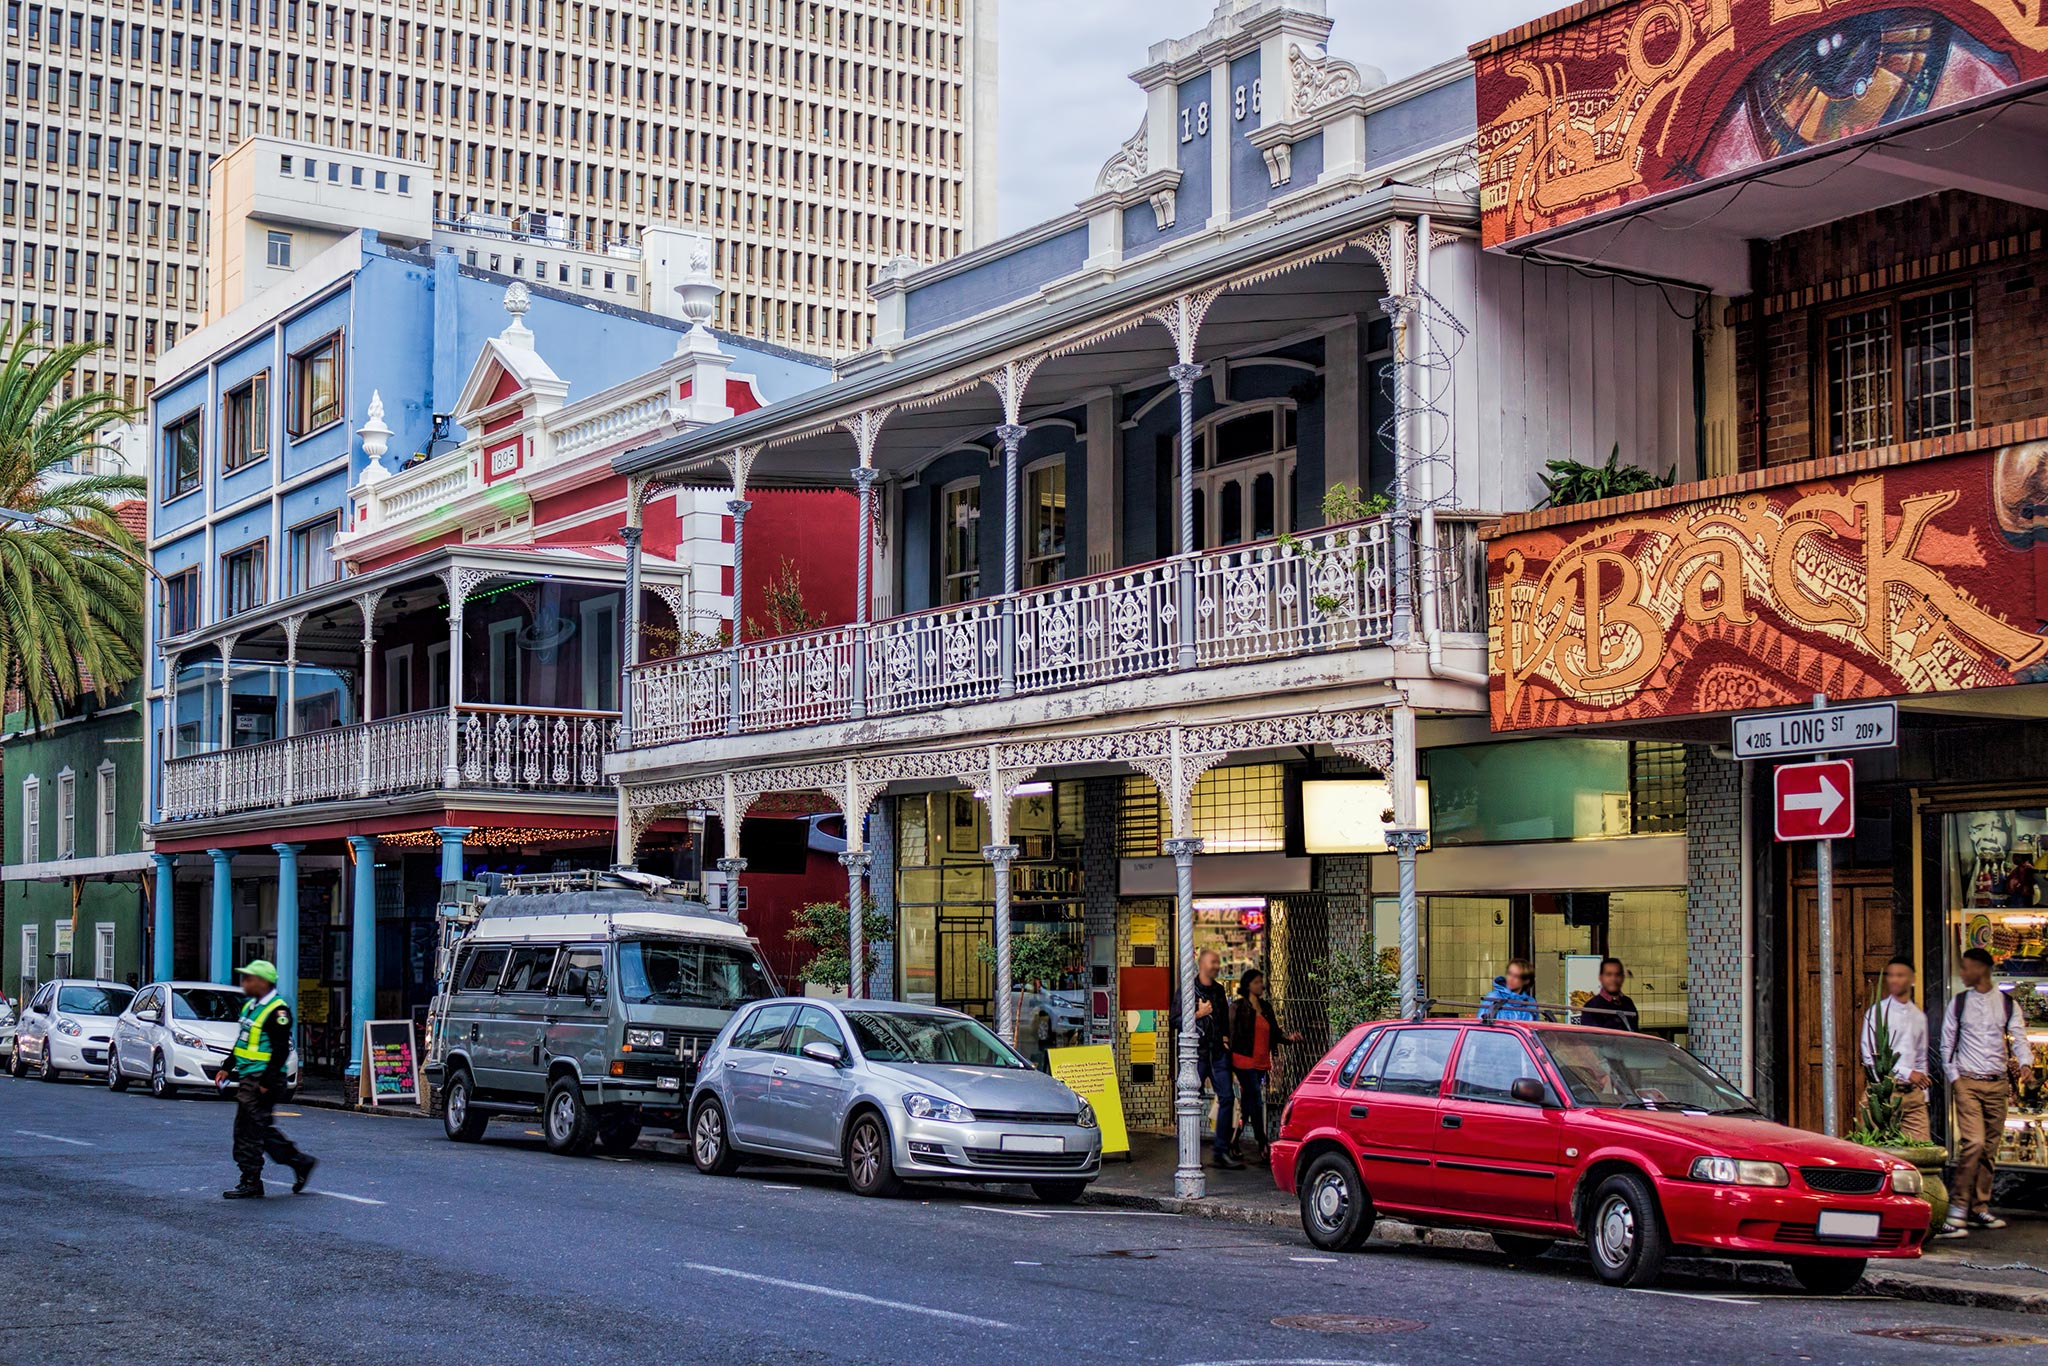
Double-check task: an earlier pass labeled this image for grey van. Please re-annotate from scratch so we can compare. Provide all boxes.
[425,873,779,1156]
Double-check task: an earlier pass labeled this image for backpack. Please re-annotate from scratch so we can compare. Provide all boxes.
[1945,989,2018,1067]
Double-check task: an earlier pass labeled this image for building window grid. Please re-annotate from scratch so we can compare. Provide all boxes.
[1118,764,1288,856]
[1902,287,1974,441]
[1628,742,1687,835]
[1825,286,1975,456]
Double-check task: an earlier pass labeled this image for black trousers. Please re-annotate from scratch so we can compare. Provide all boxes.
[232,1078,308,1181]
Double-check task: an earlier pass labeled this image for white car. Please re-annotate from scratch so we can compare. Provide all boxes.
[9,979,135,1080]
[107,981,300,1099]
[0,992,15,1067]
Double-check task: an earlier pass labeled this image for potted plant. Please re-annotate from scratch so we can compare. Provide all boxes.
[1313,936,1402,1035]
[786,900,894,996]
[1849,1004,1949,1228]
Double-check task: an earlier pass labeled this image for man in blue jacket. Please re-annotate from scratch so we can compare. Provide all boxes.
[1480,959,1539,1021]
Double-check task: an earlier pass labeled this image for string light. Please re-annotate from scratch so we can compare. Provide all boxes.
[377,826,607,850]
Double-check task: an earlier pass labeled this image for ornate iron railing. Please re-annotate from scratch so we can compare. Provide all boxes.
[866,597,1003,716]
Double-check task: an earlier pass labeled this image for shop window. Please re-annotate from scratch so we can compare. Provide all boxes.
[1824,286,1973,455]
[222,371,269,471]
[1421,738,1685,845]
[1629,742,1687,835]
[1118,763,1287,855]
[938,477,980,604]
[1423,896,1512,1011]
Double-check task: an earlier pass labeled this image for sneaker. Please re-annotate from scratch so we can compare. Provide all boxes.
[1212,1152,1245,1170]
[222,1184,265,1200]
[1936,1220,1969,1240]
[1968,1211,2008,1230]
[291,1156,318,1194]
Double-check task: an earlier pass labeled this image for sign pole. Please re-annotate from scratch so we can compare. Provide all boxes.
[1810,693,1839,1138]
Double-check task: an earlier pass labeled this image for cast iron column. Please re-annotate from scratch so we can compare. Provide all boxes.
[726,497,751,735]
[1166,834,1206,1198]
[1169,363,1203,669]
[840,849,874,998]
[985,843,1019,1042]
[850,466,876,719]
[997,423,1025,698]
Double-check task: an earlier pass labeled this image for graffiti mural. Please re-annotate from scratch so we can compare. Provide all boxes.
[1488,438,2048,729]
[1475,0,2048,247]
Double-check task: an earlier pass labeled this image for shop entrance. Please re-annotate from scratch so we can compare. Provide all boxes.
[1789,870,1896,1132]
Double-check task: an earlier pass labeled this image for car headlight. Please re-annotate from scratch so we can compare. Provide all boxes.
[1689,1156,1789,1187]
[1890,1165,1924,1195]
[903,1093,974,1123]
[1075,1097,1098,1130]
[171,1029,207,1049]
[54,1017,82,1037]
[623,1028,667,1050]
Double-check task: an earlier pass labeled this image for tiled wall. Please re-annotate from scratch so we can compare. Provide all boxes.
[1684,744,1744,1078]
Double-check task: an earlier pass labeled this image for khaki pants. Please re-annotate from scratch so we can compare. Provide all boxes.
[1951,1077,2009,1219]
[1899,1086,1932,1144]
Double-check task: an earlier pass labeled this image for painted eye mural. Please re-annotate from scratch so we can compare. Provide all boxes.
[1694,11,2019,178]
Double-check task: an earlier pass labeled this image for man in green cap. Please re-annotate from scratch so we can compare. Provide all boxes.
[219,959,316,1199]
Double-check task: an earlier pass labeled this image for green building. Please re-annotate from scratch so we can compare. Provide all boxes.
[2,677,150,1006]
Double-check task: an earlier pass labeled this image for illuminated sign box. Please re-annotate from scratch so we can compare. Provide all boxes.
[1300,779,1431,855]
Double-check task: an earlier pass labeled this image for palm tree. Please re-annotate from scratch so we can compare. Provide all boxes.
[0,327,146,724]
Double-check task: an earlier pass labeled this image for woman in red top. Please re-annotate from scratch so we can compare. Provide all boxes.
[1229,969,1301,1161]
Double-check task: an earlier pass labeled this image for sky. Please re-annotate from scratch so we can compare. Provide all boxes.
[992,0,1542,235]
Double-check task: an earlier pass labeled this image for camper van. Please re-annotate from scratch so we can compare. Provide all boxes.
[425,871,779,1156]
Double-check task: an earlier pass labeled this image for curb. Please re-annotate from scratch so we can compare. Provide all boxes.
[292,1093,429,1120]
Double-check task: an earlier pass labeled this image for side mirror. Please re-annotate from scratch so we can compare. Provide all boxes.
[584,973,607,1004]
[1510,1077,1548,1105]
[801,1040,844,1067]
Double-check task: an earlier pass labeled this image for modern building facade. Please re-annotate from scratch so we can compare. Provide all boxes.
[141,227,836,1074]
[1474,0,2048,1153]
[604,0,1696,1188]
[1,0,998,405]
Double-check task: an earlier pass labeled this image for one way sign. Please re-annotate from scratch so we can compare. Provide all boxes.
[1774,759,1856,841]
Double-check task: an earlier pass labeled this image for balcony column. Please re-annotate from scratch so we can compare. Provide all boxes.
[996,422,1025,699]
[271,843,303,1016]
[433,826,471,886]
[1147,292,1220,671]
[1386,701,1424,1021]
[725,496,750,735]
[619,499,644,745]
[206,848,233,984]
[282,615,303,801]
[355,589,383,797]
[344,834,376,1080]
[151,852,175,982]
[442,571,467,788]
[215,637,235,811]
[848,465,877,719]
[837,849,872,998]
[1164,834,1206,1196]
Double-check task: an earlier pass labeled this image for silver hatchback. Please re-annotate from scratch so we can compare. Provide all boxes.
[688,998,1102,1202]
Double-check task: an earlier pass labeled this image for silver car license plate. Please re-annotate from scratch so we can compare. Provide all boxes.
[999,1134,1063,1154]
[1816,1210,1879,1241]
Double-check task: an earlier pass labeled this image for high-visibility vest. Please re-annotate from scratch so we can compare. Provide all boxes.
[232,995,289,1067]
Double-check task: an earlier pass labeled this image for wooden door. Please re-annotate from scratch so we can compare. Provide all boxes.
[1789,871,1896,1132]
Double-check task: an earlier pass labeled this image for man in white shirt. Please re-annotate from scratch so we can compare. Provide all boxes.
[1940,947,2035,1239]
[1860,957,1930,1143]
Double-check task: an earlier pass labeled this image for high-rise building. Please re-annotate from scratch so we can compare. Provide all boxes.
[0,0,998,404]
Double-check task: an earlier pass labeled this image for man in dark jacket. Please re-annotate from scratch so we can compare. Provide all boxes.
[1578,957,1639,1031]
[219,959,316,1199]
[1190,949,1239,1169]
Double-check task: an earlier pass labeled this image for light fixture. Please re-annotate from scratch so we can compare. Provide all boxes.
[1194,897,1266,913]
[972,780,1052,799]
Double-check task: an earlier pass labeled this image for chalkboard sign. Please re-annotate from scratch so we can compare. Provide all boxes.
[360,1019,423,1107]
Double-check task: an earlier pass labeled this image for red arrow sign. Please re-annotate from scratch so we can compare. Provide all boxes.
[1775,759,1856,841]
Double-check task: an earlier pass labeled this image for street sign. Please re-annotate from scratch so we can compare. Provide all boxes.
[1733,700,1896,760]
[1774,759,1856,842]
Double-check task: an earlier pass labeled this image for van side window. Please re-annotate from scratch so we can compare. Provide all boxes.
[502,946,557,994]
[555,947,604,997]
[459,947,510,992]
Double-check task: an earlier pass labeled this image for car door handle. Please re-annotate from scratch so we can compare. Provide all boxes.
[771,1067,789,1077]
[1349,1104,1370,1118]
[1440,1114,1462,1129]
[469,1024,480,1042]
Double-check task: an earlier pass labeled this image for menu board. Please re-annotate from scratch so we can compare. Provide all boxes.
[360,1019,423,1107]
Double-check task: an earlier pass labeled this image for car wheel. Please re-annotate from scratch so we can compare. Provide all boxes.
[844,1112,903,1198]
[692,1099,742,1176]
[105,1057,129,1092]
[1299,1151,1375,1252]
[149,1053,177,1099]
[1033,1180,1089,1205]
[39,1052,61,1082]
[1492,1233,1555,1260]
[1789,1256,1867,1295]
[543,1076,596,1156]
[1585,1170,1669,1288]
[441,1067,489,1143]
[595,1112,643,1155]
[6,1047,21,1079]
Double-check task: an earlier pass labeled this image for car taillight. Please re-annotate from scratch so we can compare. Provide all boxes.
[1279,1100,1296,1138]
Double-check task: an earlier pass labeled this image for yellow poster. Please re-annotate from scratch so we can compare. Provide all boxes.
[297,983,329,1023]
[1130,916,1157,947]
[1127,1027,1156,1065]
[1046,1044,1129,1156]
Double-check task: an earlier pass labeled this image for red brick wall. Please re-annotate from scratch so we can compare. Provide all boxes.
[1734,192,2048,471]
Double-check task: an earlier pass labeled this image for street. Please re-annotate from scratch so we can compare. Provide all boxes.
[2,1079,2043,1364]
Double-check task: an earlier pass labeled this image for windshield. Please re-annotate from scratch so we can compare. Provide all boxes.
[615,939,775,1010]
[171,988,244,1023]
[57,986,133,1018]
[845,1010,1027,1068]
[1540,1031,1753,1113]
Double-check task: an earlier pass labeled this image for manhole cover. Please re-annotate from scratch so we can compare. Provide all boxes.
[1272,1314,1425,1335]
[1857,1327,2048,1347]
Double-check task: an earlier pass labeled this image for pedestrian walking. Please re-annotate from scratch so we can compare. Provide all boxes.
[219,960,317,1201]
[1182,949,1239,1169]
[1860,956,1931,1144]
[1229,968,1302,1163]
[1577,957,1639,1031]
[1939,947,2032,1239]
[1480,959,1539,1021]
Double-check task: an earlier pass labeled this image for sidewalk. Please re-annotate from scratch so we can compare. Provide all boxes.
[1090,1132,2048,1315]
[290,1074,429,1119]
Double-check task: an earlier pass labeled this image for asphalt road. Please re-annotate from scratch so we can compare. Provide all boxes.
[4,1075,2046,1366]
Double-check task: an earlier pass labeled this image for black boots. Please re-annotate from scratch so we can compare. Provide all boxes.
[223,1182,265,1199]
[291,1157,317,1193]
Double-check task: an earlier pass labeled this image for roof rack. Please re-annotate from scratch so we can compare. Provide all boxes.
[495,868,678,897]
[1415,997,1579,1024]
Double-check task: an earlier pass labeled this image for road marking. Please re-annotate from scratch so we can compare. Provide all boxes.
[1013,1260,1042,1267]
[275,1110,301,1117]
[262,1179,387,1206]
[682,1262,1015,1330]
[1629,1288,1759,1305]
[763,1184,801,1190]
[1289,1256,1340,1264]
[963,1203,1175,1219]
[962,1204,1052,1219]
[14,1130,93,1147]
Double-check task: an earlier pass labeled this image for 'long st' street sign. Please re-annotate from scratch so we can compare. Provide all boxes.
[1731,701,1898,760]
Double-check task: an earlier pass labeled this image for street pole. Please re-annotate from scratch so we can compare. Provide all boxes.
[1811,692,1839,1137]
[1166,834,1205,1198]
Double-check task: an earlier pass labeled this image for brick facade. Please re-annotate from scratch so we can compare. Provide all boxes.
[1684,744,1744,1080]
[1735,191,2048,471]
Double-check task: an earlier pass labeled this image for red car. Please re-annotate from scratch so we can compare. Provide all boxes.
[1271,1019,1930,1291]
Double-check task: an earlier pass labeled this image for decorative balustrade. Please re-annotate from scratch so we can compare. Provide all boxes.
[378,457,474,520]
[158,704,620,822]
[550,387,675,464]
[623,514,1484,750]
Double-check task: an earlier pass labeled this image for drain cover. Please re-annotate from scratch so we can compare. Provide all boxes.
[1857,1327,2048,1347]
[1272,1314,1426,1335]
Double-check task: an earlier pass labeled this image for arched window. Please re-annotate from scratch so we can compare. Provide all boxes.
[1164,400,1298,552]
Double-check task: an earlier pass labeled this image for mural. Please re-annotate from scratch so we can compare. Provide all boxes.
[1488,438,2048,729]
[1475,0,2048,246]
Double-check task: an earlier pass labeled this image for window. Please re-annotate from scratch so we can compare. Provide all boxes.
[220,542,266,617]
[95,762,115,856]
[1339,1028,1388,1088]
[1023,457,1066,588]
[554,946,604,997]
[55,769,73,859]
[287,514,338,593]
[731,1002,798,1051]
[222,371,269,470]
[579,597,618,710]
[164,568,200,636]
[20,775,38,862]
[1825,287,1974,455]
[266,229,292,268]
[162,409,201,497]
[20,924,37,1005]
[1370,1028,1456,1097]
[939,477,980,605]
[501,946,557,993]
[1452,1030,1547,1104]
[785,1004,847,1056]
[457,946,509,992]
[93,923,114,981]
[288,331,341,436]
